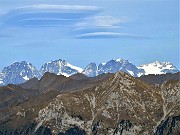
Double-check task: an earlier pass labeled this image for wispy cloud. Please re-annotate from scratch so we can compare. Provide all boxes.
[0,4,102,27]
[76,16,127,27]
[27,4,101,11]
[75,32,148,39]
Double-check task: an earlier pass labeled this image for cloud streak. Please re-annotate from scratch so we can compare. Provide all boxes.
[27,4,102,11]
[75,16,127,27]
[75,32,148,39]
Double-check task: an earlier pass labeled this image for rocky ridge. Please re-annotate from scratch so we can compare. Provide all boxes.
[0,72,179,135]
[34,72,180,134]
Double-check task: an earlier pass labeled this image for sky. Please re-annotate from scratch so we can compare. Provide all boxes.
[0,0,179,70]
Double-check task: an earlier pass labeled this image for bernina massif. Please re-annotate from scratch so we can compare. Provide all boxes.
[0,59,178,86]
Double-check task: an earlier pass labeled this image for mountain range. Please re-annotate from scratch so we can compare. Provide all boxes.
[0,71,179,135]
[0,59,179,86]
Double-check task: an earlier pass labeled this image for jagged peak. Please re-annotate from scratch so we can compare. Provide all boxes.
[116,58,129,63]
[7,61,31,67]
[86,62,97,67]
[83,62,97,70]
[42,59,83,73]
[99,58,130,66]
[2,61,37,72]
[44,59,67,65]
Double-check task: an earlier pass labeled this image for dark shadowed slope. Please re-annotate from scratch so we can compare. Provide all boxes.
[0,84,39,110]
[19,72,113,93]
[138,72,180,85]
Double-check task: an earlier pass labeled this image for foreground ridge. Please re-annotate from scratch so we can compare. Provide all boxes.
[0,72,179,134]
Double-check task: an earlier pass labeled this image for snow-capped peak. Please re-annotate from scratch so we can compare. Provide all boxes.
[40,59,83,77]
[97,58,141,77]
[82,62,98,77]
[0,61,39,85]
[138,61,178,75]
[116,58,128,63]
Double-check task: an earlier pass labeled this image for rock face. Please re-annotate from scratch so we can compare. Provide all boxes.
[82,63,98,77]
[155,115,180,135]
[154,80,180,135]
[0,61,40,86]
[0,72,179,135]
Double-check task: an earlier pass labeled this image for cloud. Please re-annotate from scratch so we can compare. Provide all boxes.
[72,16,127,36]
[75,16,127,27]
[75,32,148,39]
[28,4,101,11]
[0,4,102,27]
[72,26,122,36]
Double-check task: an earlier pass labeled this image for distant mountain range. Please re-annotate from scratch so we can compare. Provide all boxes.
[0,59,178,85]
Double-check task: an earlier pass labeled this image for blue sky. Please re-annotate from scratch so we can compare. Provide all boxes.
[0,0,179,70]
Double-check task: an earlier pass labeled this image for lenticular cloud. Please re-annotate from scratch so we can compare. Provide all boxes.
[0,4,102,27]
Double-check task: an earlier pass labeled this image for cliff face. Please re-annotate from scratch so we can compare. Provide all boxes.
[0,72,179,135]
